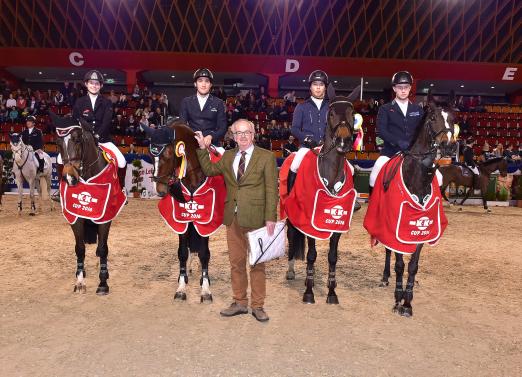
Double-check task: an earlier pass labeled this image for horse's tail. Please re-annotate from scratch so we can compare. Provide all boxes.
[84,220,98,244]
[287,220,305,260]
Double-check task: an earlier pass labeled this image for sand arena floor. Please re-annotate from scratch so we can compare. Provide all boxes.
[0,195,521,377]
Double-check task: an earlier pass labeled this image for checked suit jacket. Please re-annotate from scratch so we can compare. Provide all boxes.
[196,146,278,229]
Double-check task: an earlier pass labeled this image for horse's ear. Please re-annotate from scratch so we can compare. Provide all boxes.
[327,83,336,101]
[427,89,437,110]
[346,85,361,102]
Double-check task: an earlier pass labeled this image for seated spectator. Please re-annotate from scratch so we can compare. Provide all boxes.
[0,104,7,123]
[256,134,271,150]
[282,135,298,157]
[52,91,64,106]
[16,95,27,110]
[283,90,296,104]
[126,115,137,135]
[492,143,504,158]
[112,114,128,135]
[504,144,520,162]
[6,93,16,109]
[117,94,128,108]
[109,90,118,105]
[480,140,490,161]
[459,114,471,135]
[131,84,141,99]
[8,107,19,123]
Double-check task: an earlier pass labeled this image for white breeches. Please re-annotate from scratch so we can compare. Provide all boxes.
[57,142,126,168]
[369,155,442,187]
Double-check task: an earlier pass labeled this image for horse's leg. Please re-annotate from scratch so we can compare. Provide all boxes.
[72,220,86,293]
[28,175,36,215]
[199,236,213,303]
[481,180,491,213]
[399,245,422,317]
[16,173,23,215]
[392,251,405,313]
[303,237,317,304]
[174,233,189,301]
[326,233,341,304]
[459,186,472,208]
[380,248,392,287]
[95,222,111,295]
[47,174,54,211]
[286,220,305,280]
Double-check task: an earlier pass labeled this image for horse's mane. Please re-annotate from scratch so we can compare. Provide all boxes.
[481,157,504,166]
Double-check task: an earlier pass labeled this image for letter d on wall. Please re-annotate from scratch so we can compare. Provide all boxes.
[285,59,299,73]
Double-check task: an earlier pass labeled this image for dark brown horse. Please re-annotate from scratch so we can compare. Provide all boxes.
[285,85,358,304]
[440,157,508,212]
[51,113,113,295]
[144,119,216,302]
[377,100,458,316]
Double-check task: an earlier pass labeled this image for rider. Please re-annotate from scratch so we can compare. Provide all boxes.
[179,68,227,147]
[463,137,479,175]
[21,115,45,173]
[291,70,329,148]
[71,70,127,190]
[369,71,425,194]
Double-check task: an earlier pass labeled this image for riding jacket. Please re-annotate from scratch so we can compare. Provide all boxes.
[72,95,114,143]
[377,100,424,157]
[463,145,476,168]
[291,98,329,144]
[179,94,227,143]
[21,127,43,151]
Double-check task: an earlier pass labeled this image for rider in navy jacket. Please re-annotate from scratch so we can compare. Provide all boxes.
[179,68,227,146]
[291,70,329,147]
[377,99,424,157]
[21,116,44,172]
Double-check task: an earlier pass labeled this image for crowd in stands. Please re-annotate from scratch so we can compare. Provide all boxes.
[1,82,522,162]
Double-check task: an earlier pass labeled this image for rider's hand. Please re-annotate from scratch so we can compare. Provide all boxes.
[194,131,207,149]
[203,135,213,148]
[398,140,410,150]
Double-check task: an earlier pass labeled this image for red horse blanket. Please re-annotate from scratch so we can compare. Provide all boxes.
[60,146,126,225]
[363,157,448,254]
[158,153,226,237]
[280,150,357,240]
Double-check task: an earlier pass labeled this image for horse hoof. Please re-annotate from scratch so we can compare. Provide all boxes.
[458,207,463,211]
[303,292,315,304]
[326,295,339,305]
[200,294,213,303]
[392,303,401,313]
[96,285,109,295]
[379,280,389,287]
[174,292,187,301]
[73,284,86,293]
[286,270,295,280]
[399,306,413,317]
[29,212,36,216]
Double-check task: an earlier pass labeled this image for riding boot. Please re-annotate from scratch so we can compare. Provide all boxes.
[287,170,297,193]
[118,166,127,192]
[37,156,44,173]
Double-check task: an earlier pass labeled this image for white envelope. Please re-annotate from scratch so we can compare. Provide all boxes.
[247,221,286,266]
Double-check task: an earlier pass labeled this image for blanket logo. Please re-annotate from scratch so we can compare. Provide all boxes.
[178,200,205,219]
[72,191,99,208]
[324,205,349,223]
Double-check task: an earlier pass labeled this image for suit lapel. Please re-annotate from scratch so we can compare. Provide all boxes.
[240,146,260,182]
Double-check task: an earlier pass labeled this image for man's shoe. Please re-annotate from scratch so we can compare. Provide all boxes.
[220,302,248,317]
[251,307,269,322]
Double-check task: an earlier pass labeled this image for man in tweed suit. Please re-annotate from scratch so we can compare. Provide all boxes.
[195,119,278,322]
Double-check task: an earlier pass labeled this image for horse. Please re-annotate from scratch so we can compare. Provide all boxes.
[440,157,508,213]
[51,113,122,295]
[281,85,359,304]
[144,118,224,303]
[9,133,54,215]
[368,99,457,316]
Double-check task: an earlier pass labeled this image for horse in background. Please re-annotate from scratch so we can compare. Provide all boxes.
[144,118,226,303]
[280,85,360,304]
[51,113,125,295]
[440,157,508,213]
[365,99,458,316]
[9,133,53,215]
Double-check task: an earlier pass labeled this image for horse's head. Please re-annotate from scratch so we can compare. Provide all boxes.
[9,133,23,152]
[325,85,357,154]
[51,112,98,186]
[424,99,458,158]
[145,119,195,201]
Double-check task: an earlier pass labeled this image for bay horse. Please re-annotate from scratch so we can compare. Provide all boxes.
[51,113,115,295]
[144,118,221,303]
[374,100,457,316]
[439,157,508,212]
[283,85,359,304]
[9,133,54,215]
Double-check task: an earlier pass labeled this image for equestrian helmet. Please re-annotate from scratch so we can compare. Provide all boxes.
[391,71,413,86]
[193,68,214,83]
[308,70,329,86]
[84,70,105,84]
[26,115,36,123]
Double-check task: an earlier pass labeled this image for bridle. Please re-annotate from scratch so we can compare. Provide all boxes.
[316,99,355,158]
[57,126,100,179]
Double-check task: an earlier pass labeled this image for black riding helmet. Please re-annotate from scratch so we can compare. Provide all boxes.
[308,70,329,86]
[391,71,413,86]
[84,70,105,84]
[26,115,36,123]
[193,68,214,83]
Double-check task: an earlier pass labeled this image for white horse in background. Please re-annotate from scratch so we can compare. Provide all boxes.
[9,133,54,215]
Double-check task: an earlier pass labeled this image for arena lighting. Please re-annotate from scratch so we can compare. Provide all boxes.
[171,75,175,78]
[365,81,368,84]
[430,83,434,86]
[302,79,306,82]
[460,84,464,87]
[334,80,338,83]
[38,71,42,75]
[491,86,495,89]
[71,72,75,76]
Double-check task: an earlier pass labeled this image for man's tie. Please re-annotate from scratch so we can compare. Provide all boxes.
[237,151,246,181]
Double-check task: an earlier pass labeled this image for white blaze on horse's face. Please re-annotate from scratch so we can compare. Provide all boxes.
[441,110,452,141]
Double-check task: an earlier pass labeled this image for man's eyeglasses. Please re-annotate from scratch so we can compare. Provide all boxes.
[395,85,411,91]
[233,131,253,137]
